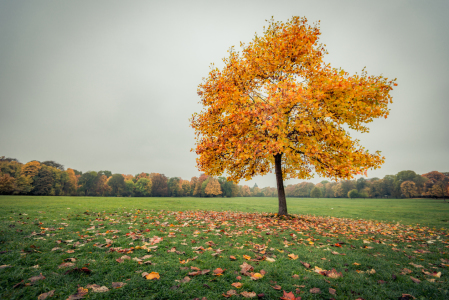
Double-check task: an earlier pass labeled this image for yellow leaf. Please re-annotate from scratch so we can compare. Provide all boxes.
[145,272,160,280]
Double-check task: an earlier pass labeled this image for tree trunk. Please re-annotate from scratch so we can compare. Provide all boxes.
[274,153,288,216]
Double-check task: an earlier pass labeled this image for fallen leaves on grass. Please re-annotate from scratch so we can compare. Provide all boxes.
[288,254,298,260]
[86,284,109,292]
[232,282,243,288]
[309,287,321,294]
[145,272,160,280]
[213,268,225,276]
[111,282,126,289]
[280,291,301,300]
[410,277,421,284]
[29,273,45,284]
[67,287,88,300]
[37,290,55,300]
[223,289,238,297]
[58,262,75,269]
[240,291,257,298]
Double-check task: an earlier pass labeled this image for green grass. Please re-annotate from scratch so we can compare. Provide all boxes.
[0,196,448,299]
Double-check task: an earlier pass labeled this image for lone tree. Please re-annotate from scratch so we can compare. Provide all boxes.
[190,17,396,215]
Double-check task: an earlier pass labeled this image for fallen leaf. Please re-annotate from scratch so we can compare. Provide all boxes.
[240,291,257,298]
[145,272,160,280]
[243,255,251,260]
[310,287,321,294]
[180,276,191,283]
[401,268,412,275]
[38,290,55,300]
[112,282,126,288]
[230,255,237,260]
[0,265,12,269]
[325,269,342,279]
[410,276,421,284]
[86,284,109,292]
[300,261,310,268]
[272,285,282,290]
[265,257,275,263]
[409,263,424,268]
[58,262,75,269]
[280,290,301,300]
[213,268,224,276]
[29,273,45,284]
[288,254,298,260]
[250,273,263,280]
[223,290,238,297]
[329,288,336,295]
[67,287,88,300]
[232,282,243,288]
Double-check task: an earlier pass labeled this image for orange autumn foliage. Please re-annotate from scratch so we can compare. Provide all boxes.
[190,16,396,214]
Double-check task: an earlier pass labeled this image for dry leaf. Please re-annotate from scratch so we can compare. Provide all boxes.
[410,277,421,284]
[67,287,88,300]
[86,284,109,292]
[145,272,160,280]
[310,287,321,294]
[231,282,243,288]
[240,291,257,298]
[112,282,126,288]
[38,290,55,300]
[58,262,75,269]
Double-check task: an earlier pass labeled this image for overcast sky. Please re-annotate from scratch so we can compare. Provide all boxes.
[1,0,448,188]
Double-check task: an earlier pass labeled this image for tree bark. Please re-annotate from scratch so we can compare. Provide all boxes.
[274,153,288,216]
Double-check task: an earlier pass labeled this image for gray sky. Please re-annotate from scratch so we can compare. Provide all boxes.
[1,0,448,188]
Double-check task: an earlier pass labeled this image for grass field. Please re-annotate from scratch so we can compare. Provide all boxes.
[0,196,448,299]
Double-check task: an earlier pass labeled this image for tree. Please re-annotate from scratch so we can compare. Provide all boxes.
[190,177,198,196]
[190,16,396,215]
[422,171,448,201]
[242,185,251,197]
[33,166,54,195]
[124,180,135,197]
[78,171,97,196]
[168,177,182,197]
[348,189,359,199]
[41,160,64,171]
[21,161,41,178]
[400,181,417,198]
[151,173,168,197]
[0,173,16,194]
[135,177,152,197]
[94,174,111,196]
[205,178,222,196]
[310,186,322,198]
[66,168,78,195]
[108,174,126,196]
[14,175,33,194]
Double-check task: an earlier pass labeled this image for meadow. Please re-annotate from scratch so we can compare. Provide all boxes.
[0,196,448,299]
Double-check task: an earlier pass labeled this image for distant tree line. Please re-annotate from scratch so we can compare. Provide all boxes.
[0,156,448,200]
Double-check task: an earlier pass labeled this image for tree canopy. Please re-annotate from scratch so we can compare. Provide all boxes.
[191,16,397,215]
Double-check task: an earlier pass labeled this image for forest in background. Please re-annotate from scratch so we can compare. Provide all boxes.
[0,156,448,199]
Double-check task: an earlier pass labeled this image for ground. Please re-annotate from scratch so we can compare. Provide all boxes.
[0,196,448,299]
